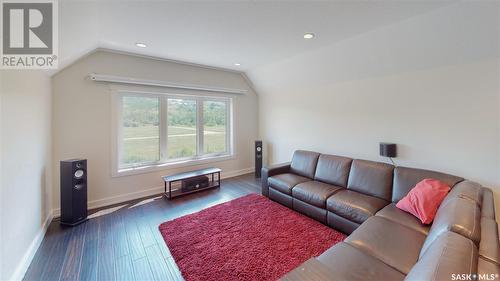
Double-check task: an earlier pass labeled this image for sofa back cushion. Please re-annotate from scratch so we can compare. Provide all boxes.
[482,188,496,219]
[290,150,320,179]
[392,166,463,203]
[419,197,481,257]
[406,231,478,281]
[441,180,483,207]
[479,218,500,264]
[314,154,352,187]
[347,160,394,201]
[478,257,500,279]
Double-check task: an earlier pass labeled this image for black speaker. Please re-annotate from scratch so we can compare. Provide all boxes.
[255,140,263,178]
[60,159,88,226]
[379,143,397,158]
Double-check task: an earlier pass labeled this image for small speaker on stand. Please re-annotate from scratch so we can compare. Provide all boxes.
[379,143,397,166]
[255,140,263,178]
[60,159,88,226]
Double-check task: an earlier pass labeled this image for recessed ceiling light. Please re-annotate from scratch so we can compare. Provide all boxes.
[303,33,315,39]
[135,42,147,48]
[234,63,241,66]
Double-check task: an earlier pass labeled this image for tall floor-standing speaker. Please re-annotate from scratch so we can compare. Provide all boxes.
[255,140,263,178]
[60,159,88,226]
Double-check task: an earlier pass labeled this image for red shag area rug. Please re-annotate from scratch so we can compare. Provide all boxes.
[159,193,346,281]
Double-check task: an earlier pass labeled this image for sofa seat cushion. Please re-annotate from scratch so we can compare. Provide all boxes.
[292,181,343,208]
[375,203,430,235]
[326,190,388,224]
[345,216,426,274]
[317,242,405,281]
[267,173,310,195]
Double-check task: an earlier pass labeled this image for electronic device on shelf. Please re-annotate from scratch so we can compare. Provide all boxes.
[182,175,210,192]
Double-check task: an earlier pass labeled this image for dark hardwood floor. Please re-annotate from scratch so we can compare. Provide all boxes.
[23,173,261,281]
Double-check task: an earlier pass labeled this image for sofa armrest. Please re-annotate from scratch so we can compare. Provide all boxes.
[261,162,291,197]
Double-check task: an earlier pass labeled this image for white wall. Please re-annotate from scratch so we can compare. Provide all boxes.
[0,71,53,280]
[52,50,258,213]
[249,2,500,217]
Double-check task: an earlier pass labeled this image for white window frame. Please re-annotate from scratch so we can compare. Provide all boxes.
[111,89,234,177]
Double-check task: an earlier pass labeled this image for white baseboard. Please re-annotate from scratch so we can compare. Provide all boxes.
[221,167,254,178]
[12,169,254,280]
[10,212,53,281]
[52,185,164,217]
[52,167,254,217]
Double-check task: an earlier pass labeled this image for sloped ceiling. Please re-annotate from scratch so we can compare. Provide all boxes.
[247,1,500,89]
[58,0,454,72]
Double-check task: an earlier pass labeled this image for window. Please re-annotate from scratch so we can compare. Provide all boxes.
[121,96,160,165]
[203,101,227,154]
[167,98,197,158]
[117,92,232,171]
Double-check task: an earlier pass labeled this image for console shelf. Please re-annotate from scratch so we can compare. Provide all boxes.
[162,167,221,199]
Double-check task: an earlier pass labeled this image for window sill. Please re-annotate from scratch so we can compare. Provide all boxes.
[112,154,235,178]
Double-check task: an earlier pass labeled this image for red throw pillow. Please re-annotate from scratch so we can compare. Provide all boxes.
[396,178,450,224]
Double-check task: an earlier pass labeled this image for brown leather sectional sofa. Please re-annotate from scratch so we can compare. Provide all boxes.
[262,150,500,280]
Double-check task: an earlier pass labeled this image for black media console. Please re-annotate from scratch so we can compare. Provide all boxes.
[162,167,221,199]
